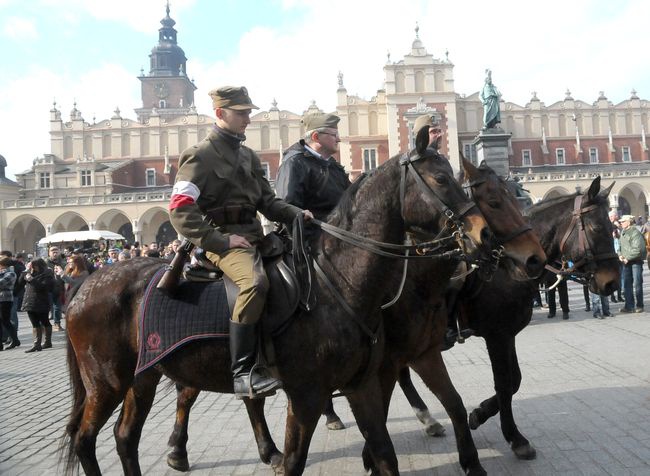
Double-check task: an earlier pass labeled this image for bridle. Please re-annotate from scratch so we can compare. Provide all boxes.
[463,176,532,280]
[544,194,619,286]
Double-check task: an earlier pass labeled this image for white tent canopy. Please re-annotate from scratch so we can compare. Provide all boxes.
[38,230,126,246]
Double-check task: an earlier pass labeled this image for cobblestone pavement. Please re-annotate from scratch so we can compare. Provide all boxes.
[1,277,650,476]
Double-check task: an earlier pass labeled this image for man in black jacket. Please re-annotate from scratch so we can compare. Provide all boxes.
[275,112,350,245]
[0,251,25,345]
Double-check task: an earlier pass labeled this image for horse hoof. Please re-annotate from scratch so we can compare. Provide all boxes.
[513,443,537,460]
[167,452,190,472]
[468,410,481,430]
[269,451,284,474]
[425,421,446,437]
[326,418,346,430]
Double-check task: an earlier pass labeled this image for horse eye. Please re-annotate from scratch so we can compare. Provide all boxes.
[434,174,449,185]
[488,200,500,209]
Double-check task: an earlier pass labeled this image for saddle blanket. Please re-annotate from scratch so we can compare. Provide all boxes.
[135,268,231,375]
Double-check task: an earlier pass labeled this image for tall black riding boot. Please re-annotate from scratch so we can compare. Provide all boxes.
[25,328,42,353]
[229,321,281,399]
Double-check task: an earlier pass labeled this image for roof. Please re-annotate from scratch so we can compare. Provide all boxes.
[38,230,126,245]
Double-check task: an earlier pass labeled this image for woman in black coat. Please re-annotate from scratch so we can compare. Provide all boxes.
[21,258,54,353]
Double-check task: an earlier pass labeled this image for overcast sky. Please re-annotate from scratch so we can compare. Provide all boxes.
[2,0,649,180]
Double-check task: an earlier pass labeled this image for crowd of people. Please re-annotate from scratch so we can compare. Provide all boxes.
[0,238,184,353]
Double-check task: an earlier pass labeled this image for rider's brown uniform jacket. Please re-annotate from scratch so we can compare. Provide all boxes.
[169,128,302,255]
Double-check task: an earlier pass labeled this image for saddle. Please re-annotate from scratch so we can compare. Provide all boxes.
[186,231,305,337]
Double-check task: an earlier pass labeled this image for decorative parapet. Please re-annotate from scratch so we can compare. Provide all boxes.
[512,168,649,183]
[2,190,172,209]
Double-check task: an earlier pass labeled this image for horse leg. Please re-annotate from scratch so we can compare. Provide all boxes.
[243,397,283,469]
[114,371,162,476]
[166,384,199,472]
[323,397,346,430]
[281,390,329,475]
[486,336,536,460]
[411,349,486,476]
[359,365,399,474]
[398,367,445,437]
[74,389,125,476]
[347,375,399,476]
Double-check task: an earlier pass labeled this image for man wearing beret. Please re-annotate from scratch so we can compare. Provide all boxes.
[169,85,313,398]
[275,112,350,245]
[618,214,645,313]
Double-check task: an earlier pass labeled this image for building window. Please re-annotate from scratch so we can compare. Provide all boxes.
[146,168,156,187]
[39,172,51,189]
[521,149,532,166]
[555,148,565,165]
[363,148,377,171]
[159,100,166,109]
[589,147,599,164]
[622,146,631,162]
[463,142,477,164]
[80,170,92,186]
[260,162,270,178]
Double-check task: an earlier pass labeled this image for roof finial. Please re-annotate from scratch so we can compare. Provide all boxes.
[166,0,170,17]
[415,22,419,39]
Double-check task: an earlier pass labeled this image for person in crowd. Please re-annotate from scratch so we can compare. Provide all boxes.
[546,271,571,319]
[590,289,612,319]
[275,112,350,248]
[0,256,20,350]
[105,248,120,264]
[55,255,89,312]
[610,211,624,302]
[118,251,131,262]
[146,247,161,258]
[45,246,66,331]
[21,258,54,353]
[0,251,25,345]
[618,214,646,313]
[169,85,312,399]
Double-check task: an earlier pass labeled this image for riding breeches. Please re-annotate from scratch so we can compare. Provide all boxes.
[207,247,269,324]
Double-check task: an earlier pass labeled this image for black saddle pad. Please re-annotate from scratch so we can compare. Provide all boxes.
[135,268,231,375]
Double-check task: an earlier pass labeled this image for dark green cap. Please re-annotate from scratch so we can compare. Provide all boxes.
[302,113,340,132]
[208,86,259,110]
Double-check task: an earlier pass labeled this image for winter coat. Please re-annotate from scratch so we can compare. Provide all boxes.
[275,140,351,221]
[620,225,647,263]
[0,268,16,303]
[21,270,54,313]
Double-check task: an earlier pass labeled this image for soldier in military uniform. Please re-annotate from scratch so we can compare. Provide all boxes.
[169,86,313,399]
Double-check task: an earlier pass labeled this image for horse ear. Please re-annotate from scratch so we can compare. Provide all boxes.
[461,155,478,181]
[586,176,602,200]
[415,127,430,155]
[599,180,615,199]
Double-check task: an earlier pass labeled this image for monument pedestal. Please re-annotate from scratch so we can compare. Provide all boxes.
[473,128,512,177]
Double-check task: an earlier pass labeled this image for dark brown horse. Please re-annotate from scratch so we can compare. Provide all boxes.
[162,158,547,474]
[460,176,619,460]
[62,149,491,475]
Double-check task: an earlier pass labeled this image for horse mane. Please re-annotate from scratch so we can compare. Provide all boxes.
[327,172,369,229]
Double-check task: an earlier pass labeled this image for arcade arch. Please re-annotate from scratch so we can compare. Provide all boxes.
[51,212,89,233]
[7,215,46,254]
[138,206,176,246]
[616,182,648,218]
[95,209,134,242]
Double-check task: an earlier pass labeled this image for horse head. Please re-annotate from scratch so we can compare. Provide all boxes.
[460,158,546,280]
[399,149,491,257]
[530,176,620,295]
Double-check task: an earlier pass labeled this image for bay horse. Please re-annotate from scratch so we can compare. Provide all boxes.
[62,149,491,475]
[459,176,619,460]
[160,158,546,474]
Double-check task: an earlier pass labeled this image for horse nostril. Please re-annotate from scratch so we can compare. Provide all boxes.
[526,255,545,277]
[480,226,492,245]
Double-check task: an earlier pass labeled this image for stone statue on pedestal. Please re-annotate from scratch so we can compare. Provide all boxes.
[479,69,501,130]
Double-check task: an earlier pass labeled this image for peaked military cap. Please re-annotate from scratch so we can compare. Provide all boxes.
[208,86,259,110]
[302,113,340,132]
[413,114,440,134]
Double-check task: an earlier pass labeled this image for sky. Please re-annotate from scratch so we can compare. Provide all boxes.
[1,0,649,180]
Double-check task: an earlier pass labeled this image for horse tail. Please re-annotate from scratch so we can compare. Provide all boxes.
[58,333,85,475]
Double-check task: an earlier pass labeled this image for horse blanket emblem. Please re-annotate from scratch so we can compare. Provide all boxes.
[135,267,231,375]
